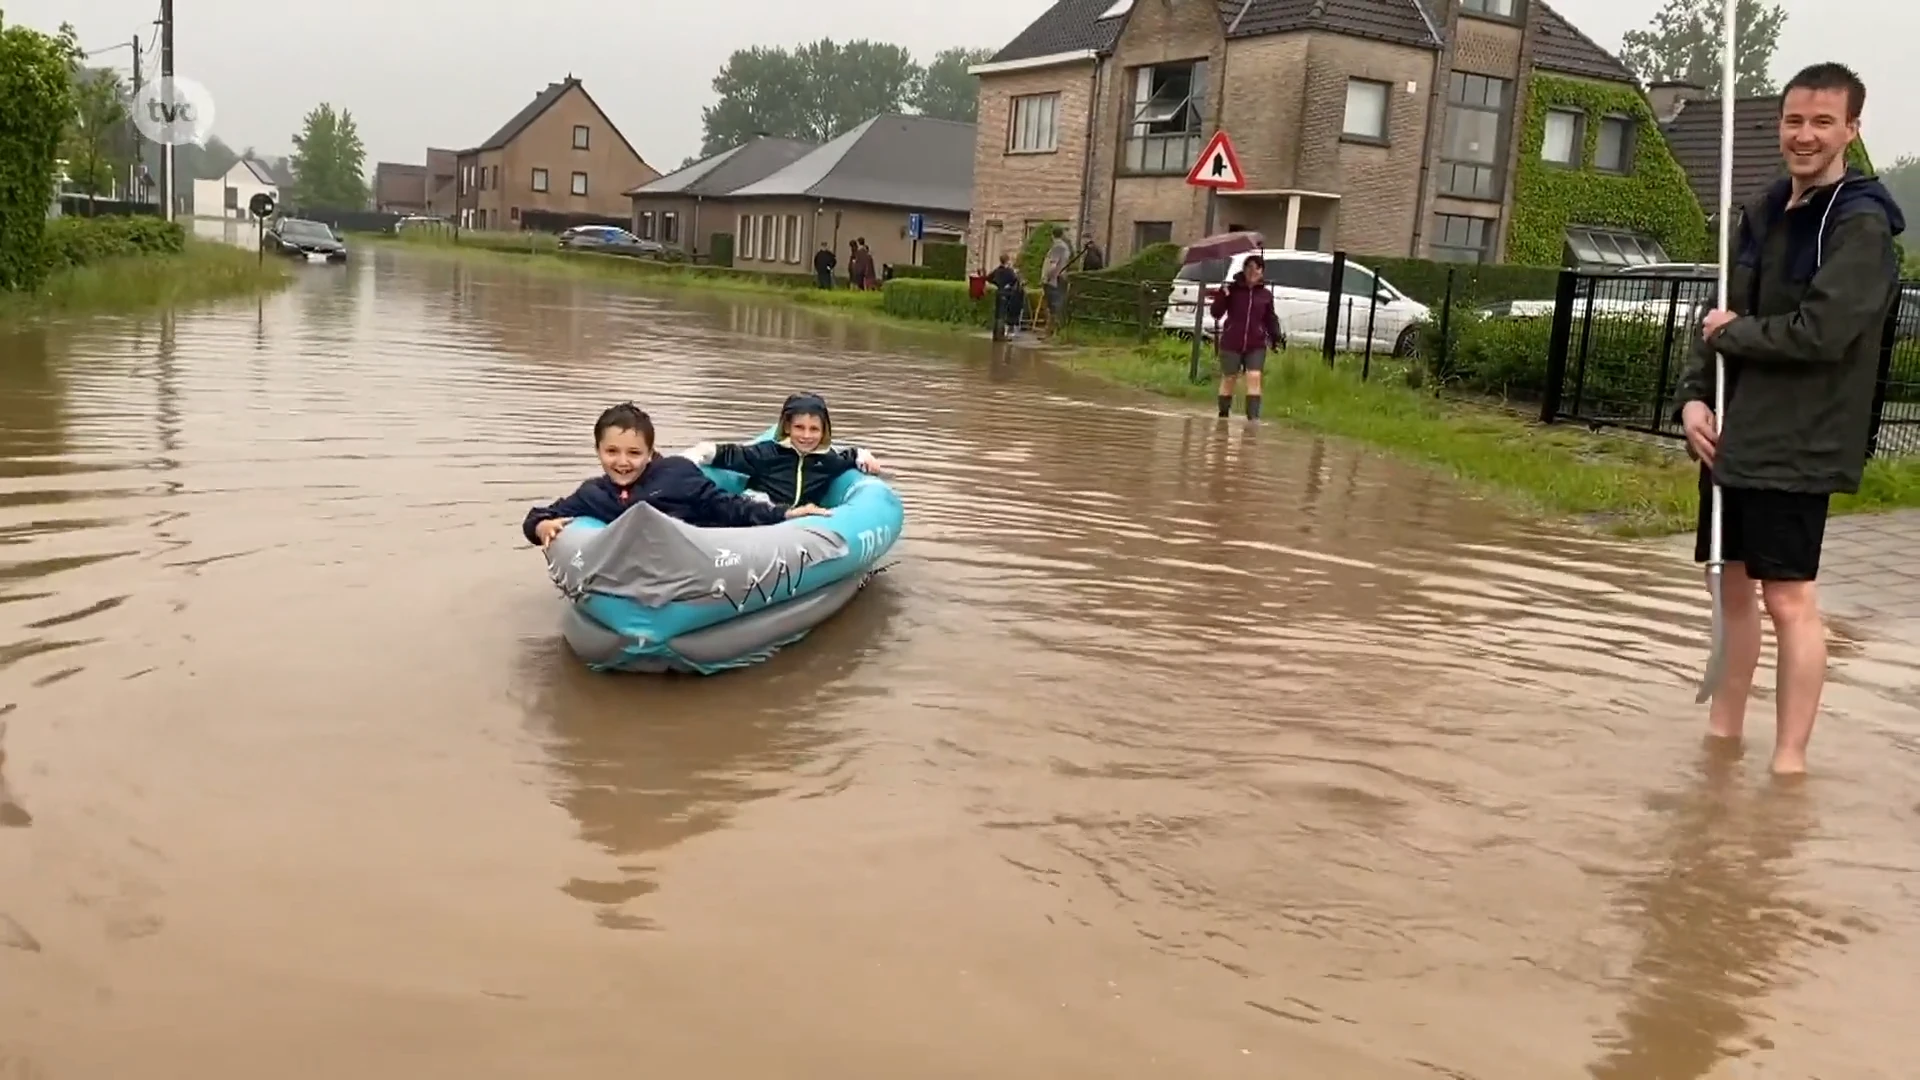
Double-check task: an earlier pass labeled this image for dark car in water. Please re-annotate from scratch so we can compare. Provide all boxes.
[264,217,348,262]
[558,225,664,259]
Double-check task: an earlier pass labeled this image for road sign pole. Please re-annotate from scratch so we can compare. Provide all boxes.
[1189,187,1218,382]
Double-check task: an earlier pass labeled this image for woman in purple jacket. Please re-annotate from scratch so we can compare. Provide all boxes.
[1208,254,1283,420]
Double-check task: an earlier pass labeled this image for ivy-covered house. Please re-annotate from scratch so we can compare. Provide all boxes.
[1651,81,1874,231]
[965,0,1708,270]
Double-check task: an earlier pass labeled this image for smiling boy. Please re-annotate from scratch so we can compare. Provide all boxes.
[523,402,826,548]
[1676,62,1905,773]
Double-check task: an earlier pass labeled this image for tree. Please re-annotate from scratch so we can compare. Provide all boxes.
[911,47,995,123]
[288,102,368,209]
[0,15,81,290]
[1619,0,1787,97]
[699,38,922,156]
[61,67,128,198]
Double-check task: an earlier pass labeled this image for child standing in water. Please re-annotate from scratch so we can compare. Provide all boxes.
[523,402,826,548]
[686,393,885,510]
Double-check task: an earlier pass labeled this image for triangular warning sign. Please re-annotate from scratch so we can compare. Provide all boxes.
[1186,130,1246,190]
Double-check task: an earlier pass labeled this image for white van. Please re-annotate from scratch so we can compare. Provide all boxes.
[1163,249,1432,356]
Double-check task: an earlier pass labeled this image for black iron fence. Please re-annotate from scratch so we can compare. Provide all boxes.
[1537,269,1920,456]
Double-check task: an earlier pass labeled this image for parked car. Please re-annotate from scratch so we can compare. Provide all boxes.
[1162,249,1432,357]
[558,226,665,258]
[263,217,347,262]
[1478,262,1716,320]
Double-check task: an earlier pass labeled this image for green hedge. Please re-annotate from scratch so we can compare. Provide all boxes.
[889,264,948,280]
[881,279,992,324]
[1019,221,1066,283]
[0,19,80,292]
[42,215,185,270]
[1438,309,1677,409]
[1364,257,1562,306]
[1062,242,1181,331]
[1507,74,1710,266]
[922,240,966,280]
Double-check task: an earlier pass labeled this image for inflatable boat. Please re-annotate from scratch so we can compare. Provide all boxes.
[541,430,904,674]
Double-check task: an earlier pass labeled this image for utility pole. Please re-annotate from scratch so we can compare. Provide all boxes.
[159,0,175,221]
[130,35,145,204]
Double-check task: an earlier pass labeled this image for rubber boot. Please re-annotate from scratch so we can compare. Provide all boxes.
[1246,395,1262,420]
[1217,395,1232,418]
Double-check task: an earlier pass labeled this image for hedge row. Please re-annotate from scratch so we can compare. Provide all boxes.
[1363,258,1562,307]
[1437,308,1683,410]
[43,215,186,271]
[880,279,992,324]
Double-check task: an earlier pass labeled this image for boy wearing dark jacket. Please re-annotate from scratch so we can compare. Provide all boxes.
[687,393,883,508]
[523,402,826,547]
[1209,255,1283,420]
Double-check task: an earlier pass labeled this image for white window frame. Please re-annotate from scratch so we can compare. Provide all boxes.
[783,214,801,263]
[738,214,755,259]
[570,171,588,196]
[637,211,655,240]
[1008,93,1060,154]
[661,211,678,245]
[1341,78,1389,141]
[572,124,590,150]
[531,167,549,192]
[760,213,776,261]
[1541,108,1582,165]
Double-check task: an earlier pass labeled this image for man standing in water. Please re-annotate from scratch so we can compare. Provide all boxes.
[1677,62,1904,774]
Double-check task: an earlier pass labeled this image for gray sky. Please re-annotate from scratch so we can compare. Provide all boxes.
[20,0,1917,172]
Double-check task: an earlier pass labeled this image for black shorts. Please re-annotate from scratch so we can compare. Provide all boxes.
[1693,471,1831,582]
[1219,348,1266,376]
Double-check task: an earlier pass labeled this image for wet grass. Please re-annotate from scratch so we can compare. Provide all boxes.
[1052,338,1920,536]
[0,239,291,324]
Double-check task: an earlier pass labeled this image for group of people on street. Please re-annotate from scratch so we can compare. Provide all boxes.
[812,239,878,291]
[985,225,1106,337]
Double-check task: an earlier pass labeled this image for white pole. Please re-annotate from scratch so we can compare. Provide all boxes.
[1698,0,1737,704]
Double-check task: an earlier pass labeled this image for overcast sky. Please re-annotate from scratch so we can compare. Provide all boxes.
[19,0,1917,172]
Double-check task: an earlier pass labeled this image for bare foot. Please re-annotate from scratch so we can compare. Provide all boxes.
[1770,751,1808,776]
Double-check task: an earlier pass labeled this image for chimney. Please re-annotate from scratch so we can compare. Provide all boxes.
[1647,80,1706,124]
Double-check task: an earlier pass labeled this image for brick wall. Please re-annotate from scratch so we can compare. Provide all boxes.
[1291,34,1435,256]
[968,60,1098,269]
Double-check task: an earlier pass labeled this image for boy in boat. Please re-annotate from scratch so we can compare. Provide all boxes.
[523,402,827,548]
[684,392,885,510]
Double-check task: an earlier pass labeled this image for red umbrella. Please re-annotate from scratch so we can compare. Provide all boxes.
[1179,230,1265,267]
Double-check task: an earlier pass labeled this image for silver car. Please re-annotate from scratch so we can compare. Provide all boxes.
[558,225,665,259]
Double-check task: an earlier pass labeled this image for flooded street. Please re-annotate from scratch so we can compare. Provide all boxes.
[2,235,1917,1078]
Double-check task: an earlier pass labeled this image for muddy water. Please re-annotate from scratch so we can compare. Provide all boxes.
[1,243,1916,1079]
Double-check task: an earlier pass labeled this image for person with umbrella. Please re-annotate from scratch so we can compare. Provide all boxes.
[1209,254,1281,420]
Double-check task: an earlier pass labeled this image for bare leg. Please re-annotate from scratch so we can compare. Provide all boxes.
[1245,370,1263,398]
[1217,372,1238,417]
[1761,580,1825,774]
[1707,563,1764,740]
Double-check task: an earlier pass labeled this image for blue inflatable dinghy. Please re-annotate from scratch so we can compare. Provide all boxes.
[541,427,904,673]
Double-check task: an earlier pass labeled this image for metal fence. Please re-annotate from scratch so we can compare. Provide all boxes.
[1539,269,1920,457]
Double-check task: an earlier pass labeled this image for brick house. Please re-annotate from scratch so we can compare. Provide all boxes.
[626,136,817,259]
[372,162,427,214]
[967,0,1651,266]
[453,76,659,230]
[696,115,973,278]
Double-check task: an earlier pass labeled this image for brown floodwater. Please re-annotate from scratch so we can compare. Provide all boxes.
[1,232,1917,1078]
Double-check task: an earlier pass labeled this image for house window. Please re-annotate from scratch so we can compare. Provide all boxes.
[571,171,588,196]
[1296,226,1323,252]
[638,211,655,240]
[531,168,549,192]
[1133,220,1173,254]
[1124,59,1208,175]
[1595,116,1634,173]
[1008,93,1060,153]
[1439,71,1511,200]
[784,214,801,263]
[738,214,755,259]
[1342,79,1390,142]
[1565,225,1667,269]
[1459,0,1519,16]
[224,186,238,210]
[1542,109,1583,165]
[760,214,776,261]
[1432,213,1495,262]
[490,165,498,188]
[573,125,590,150]
[662,212,679,244]
[510,207,519,221]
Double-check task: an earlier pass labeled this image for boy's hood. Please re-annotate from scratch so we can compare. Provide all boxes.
[776,392,833,449]
[1754,167,1906,237]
